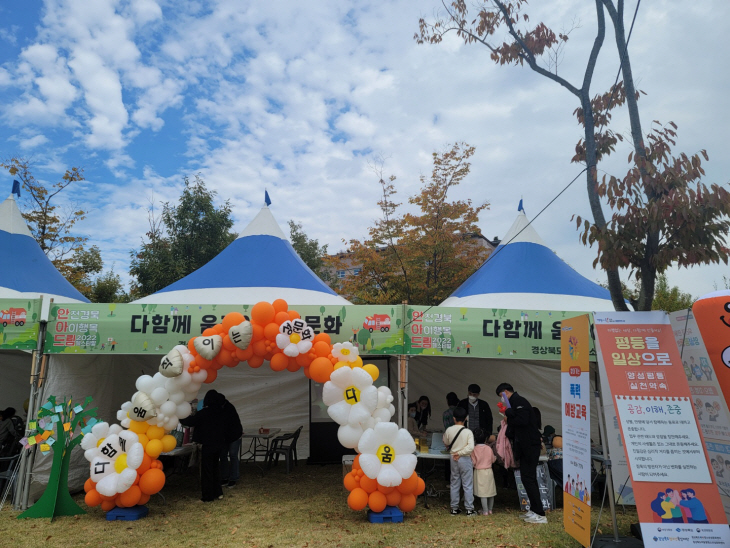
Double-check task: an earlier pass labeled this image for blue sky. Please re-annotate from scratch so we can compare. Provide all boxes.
[0,0,728,298]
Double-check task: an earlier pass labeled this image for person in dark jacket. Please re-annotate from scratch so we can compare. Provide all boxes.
[496,382,545,523]
[457,384,493,436]
[180,390,227,502]
[218,393,243,488]
[412,396,432,430]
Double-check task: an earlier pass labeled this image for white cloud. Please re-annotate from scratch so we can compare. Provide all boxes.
[19,134,49,149]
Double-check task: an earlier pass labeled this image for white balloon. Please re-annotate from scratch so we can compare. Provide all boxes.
[131,392,157,421]
[96,472,119,497]
[337,424,364,449]
[152,372,167,389]
[84,447,98,462]
[109,424,123,436]
[119,430,139,447]
[176,402,191,419]
[159,348,185,378]
[127,442,144,469]
[191,370,208,384]
[194,334,223,360]
[90,456,115,483]
[121,401,133,412]
[173,344,189,356]
[160,400,177,416]
[169,390,185,404]
[150,387,169,405]
[136,375,155,394]
[165,370,192,392]
[116,409,126,422]
[166,416,179,430]
[182,352,194,367]
[121,418,131,428]
[81,434,98,451]
[118,467,137,492]
[91,422,110,439]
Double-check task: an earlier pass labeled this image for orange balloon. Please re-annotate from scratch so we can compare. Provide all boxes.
[399,493,417,512]
[204,368,218,383]
[128,420,149,435]
[84,478,96,493]
[101,499,117,512]
[84,489,102,507]
[248,355,264,368]
[217,348,234,367]
[196,356,213,370]
[377,483,395,495]
[313,341,331,357]
[352,455,360,470]
[272,299,288,313]
[368,490,387,513]
[385,489,402,507]
[235,346,254,361]
[287,310,301,321]
[270,352,289,372]
[118,485,142,507]
[347,488,369,511]
[252,340,268,357]
[264,322,280,341]
[202,327,216,336]
[251,302,276,325]
[274,311,290,325]
[139,468,166,495]
[343,471,359,491]
[313,333,332,345]
[415,477,426,496]
[309,357,334,383]
[211,358,224,370]
[251,323,264,341]
[137,433,149,447]
[296,352,313,367]
[222,312,245,330]
[138,493,151,505]
[188,338,196,353]
[397,472,419,494]
[222,335,237,352]
[286,358,300,372]
[213,323,225,335]
[302,366,312,379]
[360,475,378,494]
[138,454,152,475]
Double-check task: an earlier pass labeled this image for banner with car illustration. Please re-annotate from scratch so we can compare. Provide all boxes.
[0,298,42,350]
[42,302,593,359]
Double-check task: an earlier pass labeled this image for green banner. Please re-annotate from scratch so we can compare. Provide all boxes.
[42,302,595,359]
[0,298,41,350]
[404,306,595,360]
[43,303,404,355]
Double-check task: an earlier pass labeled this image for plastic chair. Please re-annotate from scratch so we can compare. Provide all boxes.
[0,453,20,503]
[266,426,303,473]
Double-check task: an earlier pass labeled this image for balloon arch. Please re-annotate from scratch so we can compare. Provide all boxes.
[81,299,424,513]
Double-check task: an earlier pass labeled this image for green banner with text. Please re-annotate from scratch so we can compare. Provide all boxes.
[0,298,42,350]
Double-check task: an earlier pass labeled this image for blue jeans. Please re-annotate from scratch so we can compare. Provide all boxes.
[220,437,242,482]
[450,456,474,511]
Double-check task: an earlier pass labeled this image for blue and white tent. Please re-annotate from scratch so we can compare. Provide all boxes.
[441,209,615,310]
[0,193,88,303]
[134,206,350,305]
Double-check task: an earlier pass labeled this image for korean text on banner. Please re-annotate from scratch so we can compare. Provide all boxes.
[594,311,730,548]
[561,314,591,548]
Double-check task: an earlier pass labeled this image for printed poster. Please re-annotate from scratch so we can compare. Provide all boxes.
[0,298,41,350]
[595,311,730,548]
[670,309,730,520]
[561,315,591,547]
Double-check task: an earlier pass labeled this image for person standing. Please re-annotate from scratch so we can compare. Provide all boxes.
[413,396,431,430]
[180,390,226,502]
[495,382,546,524]
[0,408,23,457]
[443,407,477,516]
[471,428,497,515]
[443,392,460,430]
[457,384,493,436]
[219,393,243,488]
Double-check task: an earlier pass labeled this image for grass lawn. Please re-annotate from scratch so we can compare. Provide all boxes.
[0,461,639,547]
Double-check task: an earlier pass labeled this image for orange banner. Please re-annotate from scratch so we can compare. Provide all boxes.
[693,292,730,412]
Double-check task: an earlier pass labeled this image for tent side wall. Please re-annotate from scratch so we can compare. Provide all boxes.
[0,350,33,418]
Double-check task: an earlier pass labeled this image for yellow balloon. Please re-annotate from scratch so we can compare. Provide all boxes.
[161,435,177,453]
[114,453,128,473]
[333,361,349,371]
[147,426,165,440]
[97,437,105,447]
[363,363,379,381]
[138,433,149,447]
[128,420,149,435]
[146,438,163,458]
[352,356,363,368]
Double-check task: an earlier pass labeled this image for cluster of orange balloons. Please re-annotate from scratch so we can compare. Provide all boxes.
[344,455,425,513]
[185,299,338,384]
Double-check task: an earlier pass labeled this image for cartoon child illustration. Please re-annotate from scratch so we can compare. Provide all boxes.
[712,457,724,478]
[683,361,693,381]
[691,357,703,381]
[665,488,684,523]
[679,488,708,524]
[707,402,719,422]
[695,398,704,420]
[700,357,713,381]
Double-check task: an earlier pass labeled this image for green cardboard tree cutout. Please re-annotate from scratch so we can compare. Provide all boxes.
[18,395,97,521]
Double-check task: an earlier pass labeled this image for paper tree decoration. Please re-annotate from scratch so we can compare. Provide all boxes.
[18,395,97,521]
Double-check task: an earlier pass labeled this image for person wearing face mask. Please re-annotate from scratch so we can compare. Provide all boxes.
[457,384,493,437]
[407,404,423,436]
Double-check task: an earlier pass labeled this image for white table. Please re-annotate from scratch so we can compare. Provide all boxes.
[416,451,451,508]
[240,429,282,475]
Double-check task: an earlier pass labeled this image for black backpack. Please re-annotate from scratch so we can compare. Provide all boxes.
[10,416,24,442]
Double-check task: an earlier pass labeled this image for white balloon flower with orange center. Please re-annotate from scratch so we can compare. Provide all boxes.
[332,342,359,363]
[275,320,314,357]
[358,422,417,487]
[323,366,378,447]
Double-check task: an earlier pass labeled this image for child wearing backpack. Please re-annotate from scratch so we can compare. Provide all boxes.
[471,428,497,515]
[443,406,476,516]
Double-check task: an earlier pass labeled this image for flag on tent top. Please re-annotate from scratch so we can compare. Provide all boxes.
[11,180,21,197]
[518,198,524,213]
[265,190,272,206]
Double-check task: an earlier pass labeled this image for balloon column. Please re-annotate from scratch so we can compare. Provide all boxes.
[83,299,423,513]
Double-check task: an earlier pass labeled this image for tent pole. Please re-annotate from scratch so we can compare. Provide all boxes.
[594,387,620,542]
[14,315,47,510]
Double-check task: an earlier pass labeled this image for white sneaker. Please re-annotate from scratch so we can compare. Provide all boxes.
[521,511,536,520]
[525,514,548,524]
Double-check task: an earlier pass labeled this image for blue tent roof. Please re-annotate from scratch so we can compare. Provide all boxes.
[0,194,89,302]
[442,210,615,310]
[134,207,350,305]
